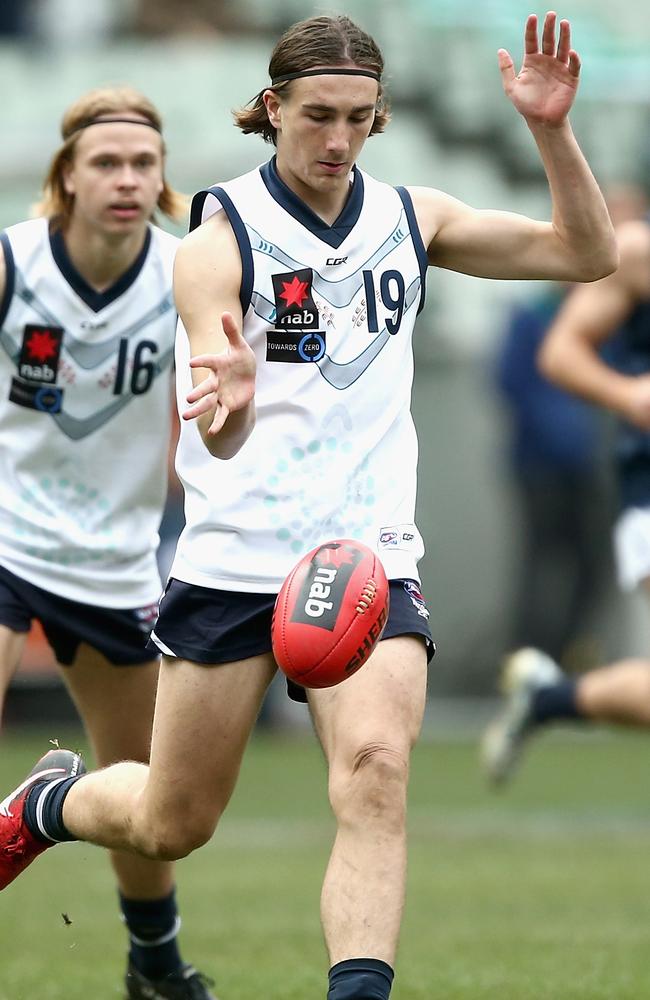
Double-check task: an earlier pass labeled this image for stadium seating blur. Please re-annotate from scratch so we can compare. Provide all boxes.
[2,0,649,351]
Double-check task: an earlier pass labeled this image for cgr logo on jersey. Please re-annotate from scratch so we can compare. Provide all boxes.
[267,268,326,363]
[379,524,417,549]
[9,324,65,413]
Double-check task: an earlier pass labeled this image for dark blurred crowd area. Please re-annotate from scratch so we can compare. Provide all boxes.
[0,0,248,42]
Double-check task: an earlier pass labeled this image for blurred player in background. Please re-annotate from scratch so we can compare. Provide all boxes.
[0,13,616,1000]
[0,88,215,999]
[493,279,608,669]
[482,197,650,786]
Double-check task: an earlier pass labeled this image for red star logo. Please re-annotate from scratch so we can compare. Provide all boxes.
[280,276,309,308]
[317,543,357,570]
[26,330,58,363]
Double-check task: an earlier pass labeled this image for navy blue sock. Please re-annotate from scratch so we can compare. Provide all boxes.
[120,889,183,980]
[24,776,80,843]
[328,959,394,1000]
[531,679,582,725]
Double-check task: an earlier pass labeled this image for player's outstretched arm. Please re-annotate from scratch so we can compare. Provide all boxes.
[173,213,256,459]
[539,220,650,429]
[412,12,617,282]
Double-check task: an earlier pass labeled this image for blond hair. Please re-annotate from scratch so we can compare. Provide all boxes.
[234,15,390,144]
[34,86,187,227]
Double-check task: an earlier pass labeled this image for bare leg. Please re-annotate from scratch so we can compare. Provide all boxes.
[61,652,277,859]
[575,579,650,725]
[308,636,427,965]
[576,658,650,724]
[0,625,28,726]
[62,644,171,898]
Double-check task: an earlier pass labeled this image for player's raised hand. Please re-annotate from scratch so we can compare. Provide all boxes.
[184,311,256,437]
[499,12,581,126]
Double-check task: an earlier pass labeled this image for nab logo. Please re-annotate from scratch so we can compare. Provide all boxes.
[326,256,348,266]
[269,267,326,364]
[291,541,361,630]
[279,309,317,327]
[272,268,319,330]
[18,324,63,383]
[304,566,337,619]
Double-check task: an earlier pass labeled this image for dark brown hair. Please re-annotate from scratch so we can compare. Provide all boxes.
[234,15,390,144]
[34,86,187,227]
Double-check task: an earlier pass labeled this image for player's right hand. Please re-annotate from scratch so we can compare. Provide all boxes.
[184,311,256,437]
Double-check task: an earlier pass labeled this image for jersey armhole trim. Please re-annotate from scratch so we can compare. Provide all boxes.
[395,187,428,316]
[0,232,16,330]
[189,187,254,315]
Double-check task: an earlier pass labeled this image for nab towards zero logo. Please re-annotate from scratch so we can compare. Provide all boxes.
[266,268,326,364]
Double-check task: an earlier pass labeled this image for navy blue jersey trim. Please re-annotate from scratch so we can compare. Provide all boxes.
[395,187,428,315]
[0,232,16,329]
[189,186,253,315]
[189,190,209,232]
[259,157,364,250]
[49,226,152,313]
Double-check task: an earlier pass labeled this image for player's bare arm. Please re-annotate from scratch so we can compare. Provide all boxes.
[539,220,650,428]
[410,12,617,282]
[173,212,256,459]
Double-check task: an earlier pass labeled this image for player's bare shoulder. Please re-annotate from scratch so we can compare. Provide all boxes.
[174,210,241,292]
[404,186,462,252]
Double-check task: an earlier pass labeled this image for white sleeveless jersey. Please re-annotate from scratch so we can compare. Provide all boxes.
[0,217,178,607]
[172,158,429,593]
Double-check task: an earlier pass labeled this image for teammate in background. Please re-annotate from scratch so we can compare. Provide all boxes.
[0,14,616,1000]
[482,194,650,787]
[0,88,215,1000]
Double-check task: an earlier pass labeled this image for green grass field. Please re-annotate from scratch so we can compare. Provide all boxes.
[1,725,650,999]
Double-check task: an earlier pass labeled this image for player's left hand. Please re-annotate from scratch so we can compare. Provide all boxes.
[499,12,580,127]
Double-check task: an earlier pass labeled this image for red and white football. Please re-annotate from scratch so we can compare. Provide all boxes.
[271,539,389,689]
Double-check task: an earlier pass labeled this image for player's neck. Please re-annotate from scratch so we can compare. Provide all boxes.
[274,156,352,227]
[61,219,149,292]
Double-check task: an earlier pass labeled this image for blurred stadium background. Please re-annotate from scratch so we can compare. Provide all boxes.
[3,0,650,730]
[3,4,650,999]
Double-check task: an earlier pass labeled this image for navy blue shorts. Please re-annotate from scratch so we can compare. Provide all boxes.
[148,577,435,703]
[0,563,160,667]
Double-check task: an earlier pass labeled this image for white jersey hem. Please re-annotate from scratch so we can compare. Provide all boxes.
[0,552,163,610]
[169,551,421,594]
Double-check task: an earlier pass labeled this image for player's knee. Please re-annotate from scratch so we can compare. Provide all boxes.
[329,742,409,830]
[134,810,218,860]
